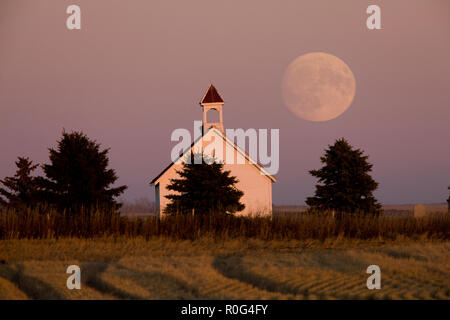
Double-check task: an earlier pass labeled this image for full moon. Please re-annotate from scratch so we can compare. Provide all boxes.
[281,52,356,122]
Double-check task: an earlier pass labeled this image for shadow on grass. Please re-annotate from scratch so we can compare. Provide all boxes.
[212,255,303,297]
[115,264,201,299]
[81,262,144,300]
[82,261,201,299]
[0,263,65,299]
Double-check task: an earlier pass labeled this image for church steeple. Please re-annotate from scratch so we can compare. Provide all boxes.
[200,84,224,134]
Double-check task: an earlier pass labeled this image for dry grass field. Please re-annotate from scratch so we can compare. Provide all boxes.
[0,238,449,300]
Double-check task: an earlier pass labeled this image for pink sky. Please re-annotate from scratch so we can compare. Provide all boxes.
[1,0,449,205]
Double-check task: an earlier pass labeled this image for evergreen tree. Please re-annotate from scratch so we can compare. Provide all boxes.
[0,157,40,209]
[164,153,245,215]
[306,138,382,215]
[39,130,127,212]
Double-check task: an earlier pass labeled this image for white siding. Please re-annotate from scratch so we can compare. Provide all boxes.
[153,129,274,217]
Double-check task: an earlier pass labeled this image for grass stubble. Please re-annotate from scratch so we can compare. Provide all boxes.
[0,209,449,300]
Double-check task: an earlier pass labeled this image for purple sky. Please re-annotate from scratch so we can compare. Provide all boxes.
[1,0,449,205]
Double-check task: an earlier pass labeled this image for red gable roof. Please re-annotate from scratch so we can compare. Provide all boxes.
[200,84,224,104]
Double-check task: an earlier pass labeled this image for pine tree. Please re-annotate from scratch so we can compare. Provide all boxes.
[0,157,40,209]
[306,138,382,215]
[39,130,127,212]
[164,153,245,216]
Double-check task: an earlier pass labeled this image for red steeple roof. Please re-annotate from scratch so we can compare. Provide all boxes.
[200,84,224,104]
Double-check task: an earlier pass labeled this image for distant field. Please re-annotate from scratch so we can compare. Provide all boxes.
[0,239,449,300]
[382,203,448,212]
[120,203,448,218]
[271,203,448,218]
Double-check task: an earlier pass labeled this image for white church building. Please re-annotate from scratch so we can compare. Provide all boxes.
[151,85,276,217]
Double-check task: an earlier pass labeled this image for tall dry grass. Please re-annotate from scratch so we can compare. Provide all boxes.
[0,208,449,240]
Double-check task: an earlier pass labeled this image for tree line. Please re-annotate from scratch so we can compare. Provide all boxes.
[1,130,383,216]
[0,131,126,213]
[163,138,382,216]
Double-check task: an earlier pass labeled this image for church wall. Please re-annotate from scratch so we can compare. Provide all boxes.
[223,162,272,216]
[156,163,183,217]
[154,129,274,217]
[155,162,272,217]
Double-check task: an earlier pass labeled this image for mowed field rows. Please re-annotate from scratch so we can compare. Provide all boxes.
[0,239,449,299]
